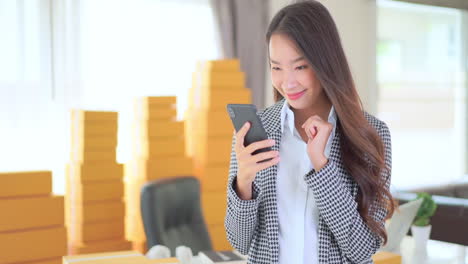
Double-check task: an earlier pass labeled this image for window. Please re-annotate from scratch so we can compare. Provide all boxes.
[0,1,57,174]
[0,0,220,194]
[377,0,467,190]
[80,0,220,164]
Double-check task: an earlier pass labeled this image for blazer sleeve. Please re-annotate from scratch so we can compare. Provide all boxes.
[304,121,392,263]
[224,132,261,255]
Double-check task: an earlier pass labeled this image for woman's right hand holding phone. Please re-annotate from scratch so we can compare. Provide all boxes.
[234,122,280,200]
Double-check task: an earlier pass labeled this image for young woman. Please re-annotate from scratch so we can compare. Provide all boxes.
[224,1,395,264]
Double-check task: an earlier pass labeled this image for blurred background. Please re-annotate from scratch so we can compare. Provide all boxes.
[0,0,467,194]
[1,0,468,261]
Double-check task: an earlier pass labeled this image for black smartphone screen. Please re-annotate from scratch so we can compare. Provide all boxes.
[226,104,272,160]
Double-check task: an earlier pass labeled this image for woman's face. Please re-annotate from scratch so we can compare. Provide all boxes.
[269,33,324,110]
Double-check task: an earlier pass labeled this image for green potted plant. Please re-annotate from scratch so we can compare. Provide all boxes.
[411,192,437,254]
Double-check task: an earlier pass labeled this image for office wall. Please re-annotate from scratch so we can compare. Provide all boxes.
[266,0,378,114]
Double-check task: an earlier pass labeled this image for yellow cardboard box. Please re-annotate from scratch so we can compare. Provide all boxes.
[69,239,132,254]
[194,164,229,192]
[134,103,177,121]
[138,96,177,108]
[192,110,233,136]
[131,240,148,254]
[201,59,240,72]
[194,136,232,165]
[71,121,118,138]
[123,181,148,244]
[207,224,232,251]
[67,163,123,183]
[124,190,150,247]
[66,179,124,203]
[188,82,250,111]
[0,196,64,232]
[71,149,117,163]
[68,200,125,224]
[133,121,184,139]
[137,96,177,106]
[63,251,149,264]
[199,88,251,110]
[0,226,67,264]
[126,157,193,181]
[0,171,52,198]
[202,191,227,226]
[69,220,125,244]
[124,166,146,222]
[123,180,146,238]
[124,212,146,243]
[123,177,144,217]
[184,111,195,157]
[189,68,199,108]
[24,258,62,264]
[71,136,117,153]
[133,138,185,159]
[201,71,245,88]
[372,252,402,264]
[71,110,118,123]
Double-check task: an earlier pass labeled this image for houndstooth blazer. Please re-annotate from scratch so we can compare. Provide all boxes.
[224,98,392,264]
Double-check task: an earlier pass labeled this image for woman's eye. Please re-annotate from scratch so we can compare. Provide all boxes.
[296,65,308,70]
[272,66,281,71]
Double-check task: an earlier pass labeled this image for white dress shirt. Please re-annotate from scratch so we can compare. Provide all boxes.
[277,101,337,264]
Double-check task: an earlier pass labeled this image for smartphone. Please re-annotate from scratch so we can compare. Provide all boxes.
[226,104,272,162]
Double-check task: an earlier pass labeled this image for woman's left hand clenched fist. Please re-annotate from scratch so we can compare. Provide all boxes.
[301,115,333,171]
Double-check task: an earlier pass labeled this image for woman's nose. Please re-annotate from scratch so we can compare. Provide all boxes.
[281,72,298,90]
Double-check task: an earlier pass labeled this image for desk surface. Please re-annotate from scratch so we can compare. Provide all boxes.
[153,251,400,264]
[400,236,467,264]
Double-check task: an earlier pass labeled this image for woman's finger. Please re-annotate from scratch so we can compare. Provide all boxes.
[303,116,328,139]
[255,156,281,171]
[310,125,318,137]
[235,122,250,151]
[244,139,275,155]
[251,150,279,164]
[301,119,312,139]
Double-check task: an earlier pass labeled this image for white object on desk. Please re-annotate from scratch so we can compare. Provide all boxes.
[380,198,423,254]
[400,236,468,264]
[176,246,193,264]
[146,245,171,259]
[411,224,431,255]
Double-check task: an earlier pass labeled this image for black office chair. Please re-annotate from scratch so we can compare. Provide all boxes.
[140,176,213,254]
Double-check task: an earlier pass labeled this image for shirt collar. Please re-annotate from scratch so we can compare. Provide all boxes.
[280,100,337,135]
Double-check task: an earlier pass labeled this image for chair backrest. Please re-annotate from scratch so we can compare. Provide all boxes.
[140,176,213,254]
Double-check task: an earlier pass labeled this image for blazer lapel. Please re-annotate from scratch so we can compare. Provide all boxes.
[318,125,341,263]
[258,99,284,264]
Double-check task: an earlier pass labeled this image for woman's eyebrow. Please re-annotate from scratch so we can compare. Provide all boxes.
[269,56,305,64]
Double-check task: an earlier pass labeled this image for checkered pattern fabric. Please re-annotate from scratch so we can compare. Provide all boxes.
[225,99,392,264]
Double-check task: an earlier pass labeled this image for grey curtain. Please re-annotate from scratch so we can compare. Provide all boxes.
[392,0,468,10]
[210,0,270,109]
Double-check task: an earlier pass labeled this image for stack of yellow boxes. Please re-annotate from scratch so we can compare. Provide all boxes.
[66,110,131,254]
[0,171,67,264]
[125,96,193,253]
[185,59,251,250]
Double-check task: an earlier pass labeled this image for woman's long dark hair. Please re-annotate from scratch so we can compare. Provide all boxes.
[267,1,395,244]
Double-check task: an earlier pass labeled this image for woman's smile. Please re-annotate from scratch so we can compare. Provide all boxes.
[286,90,306,100]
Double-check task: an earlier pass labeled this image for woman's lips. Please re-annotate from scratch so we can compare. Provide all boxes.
[287,90,306,100]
